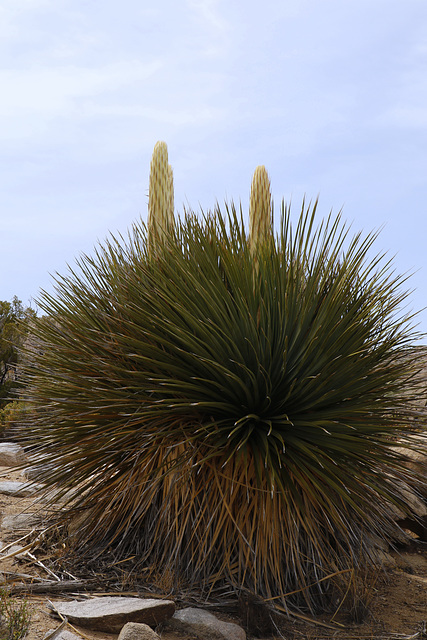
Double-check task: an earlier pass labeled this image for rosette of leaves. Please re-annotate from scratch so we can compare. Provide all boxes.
[21,200,426,614]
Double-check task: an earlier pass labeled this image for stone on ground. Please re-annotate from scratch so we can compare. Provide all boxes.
[392,487,427,520]
[0,443,26,466]
[1,513,42,531]
[52,597,175,633]
[43,629,81,640]
[372,548,397,569]
[23,464,52,480]
[166,607,246,640]
[0,543,26,559]
[118,622,160,640]
[0,480,43,497]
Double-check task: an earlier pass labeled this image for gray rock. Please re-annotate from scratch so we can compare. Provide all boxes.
[392,487,427,520]
[0,544,26,559]
[391,443,427,499]
[23,464,52,480]
[374,549,397,569]
[43,630,81,640]
[1,513,42,531]
[53,597,175,633]
[166,607,246,640]
[0,480,43,497]
[41,488,78,505]
[0,443,26,466]
[118,622,160,640]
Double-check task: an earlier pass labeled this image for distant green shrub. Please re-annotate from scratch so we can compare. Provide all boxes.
[0,400,28,438]
[0,297,36,411]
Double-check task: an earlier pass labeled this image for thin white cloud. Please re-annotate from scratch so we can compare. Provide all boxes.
[0,60,163,142]
[187,0,228,31]
[379,106,427,129]
[375,44,427,130]
[186,0,231,57]
[0,0,63,40]
[0,0,233,149]
[0,61,162,113]
[80,103,225,126]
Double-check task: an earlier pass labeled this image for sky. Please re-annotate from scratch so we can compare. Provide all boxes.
[2,0,427,337]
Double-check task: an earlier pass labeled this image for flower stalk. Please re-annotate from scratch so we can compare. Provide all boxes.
[148,141,175,253]
[249,165,272,255]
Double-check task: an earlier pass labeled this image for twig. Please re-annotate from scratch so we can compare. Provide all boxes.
[272,604,345,630]
[393,621,427,640]
[0,541,35,560]
[42,617,68,640]
[0,570,51,583]
[5,579,99,595]
[23,550,61,581]
[0,529,38,553]
[62,569,79,581]
[0,523,57,557]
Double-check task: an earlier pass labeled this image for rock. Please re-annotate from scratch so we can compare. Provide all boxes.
[43,629,81,640]
[398,514,427,542]
[392,487,427,520]
[0,443,26,466]
[166,607,246,640]
[374,549,397,569]
[52,597,175,633]
[118,622,160,640]
[1,513,42,531]
[40,490,76,505]
[0,481,43,497]
[0,544,26,559]
[392,443,427,499]
[23,465,52,480]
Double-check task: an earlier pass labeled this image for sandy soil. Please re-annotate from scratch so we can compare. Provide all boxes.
[0,465,426,640]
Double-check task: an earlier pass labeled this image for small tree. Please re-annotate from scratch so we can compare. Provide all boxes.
[0,297,35,409]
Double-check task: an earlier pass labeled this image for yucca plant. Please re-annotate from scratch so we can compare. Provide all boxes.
[20,149,427,616]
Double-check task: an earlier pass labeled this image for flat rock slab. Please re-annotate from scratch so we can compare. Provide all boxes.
[1,513,42,531]
[53,597,175,633]
[118,622,160,640]
[0,480,43,497]
[44,630,81,640]
[167,608,246,640]
[0,443,26,466]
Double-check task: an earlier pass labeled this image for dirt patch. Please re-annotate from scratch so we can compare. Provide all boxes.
[0,465,426,640]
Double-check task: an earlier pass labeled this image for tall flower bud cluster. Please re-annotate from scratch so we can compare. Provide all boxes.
[167,163,174,225]
[249,165,272,255]
[148,141,175,253]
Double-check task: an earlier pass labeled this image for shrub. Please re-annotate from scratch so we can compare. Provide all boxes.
[21,145,427,615]
[0,297,36,410]
[0,590,31,640]
[0,400,29,438]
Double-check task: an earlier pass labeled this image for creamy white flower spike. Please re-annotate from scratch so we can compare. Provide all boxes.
[148,141,175,252]
[249,165,272,255]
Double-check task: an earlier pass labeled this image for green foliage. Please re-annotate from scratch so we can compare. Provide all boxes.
[0,297,35,410]
[0,400,29,437]
[21,202,427,614]
[0,590,31,640]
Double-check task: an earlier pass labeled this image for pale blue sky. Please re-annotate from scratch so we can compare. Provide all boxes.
[2,0,427,336]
